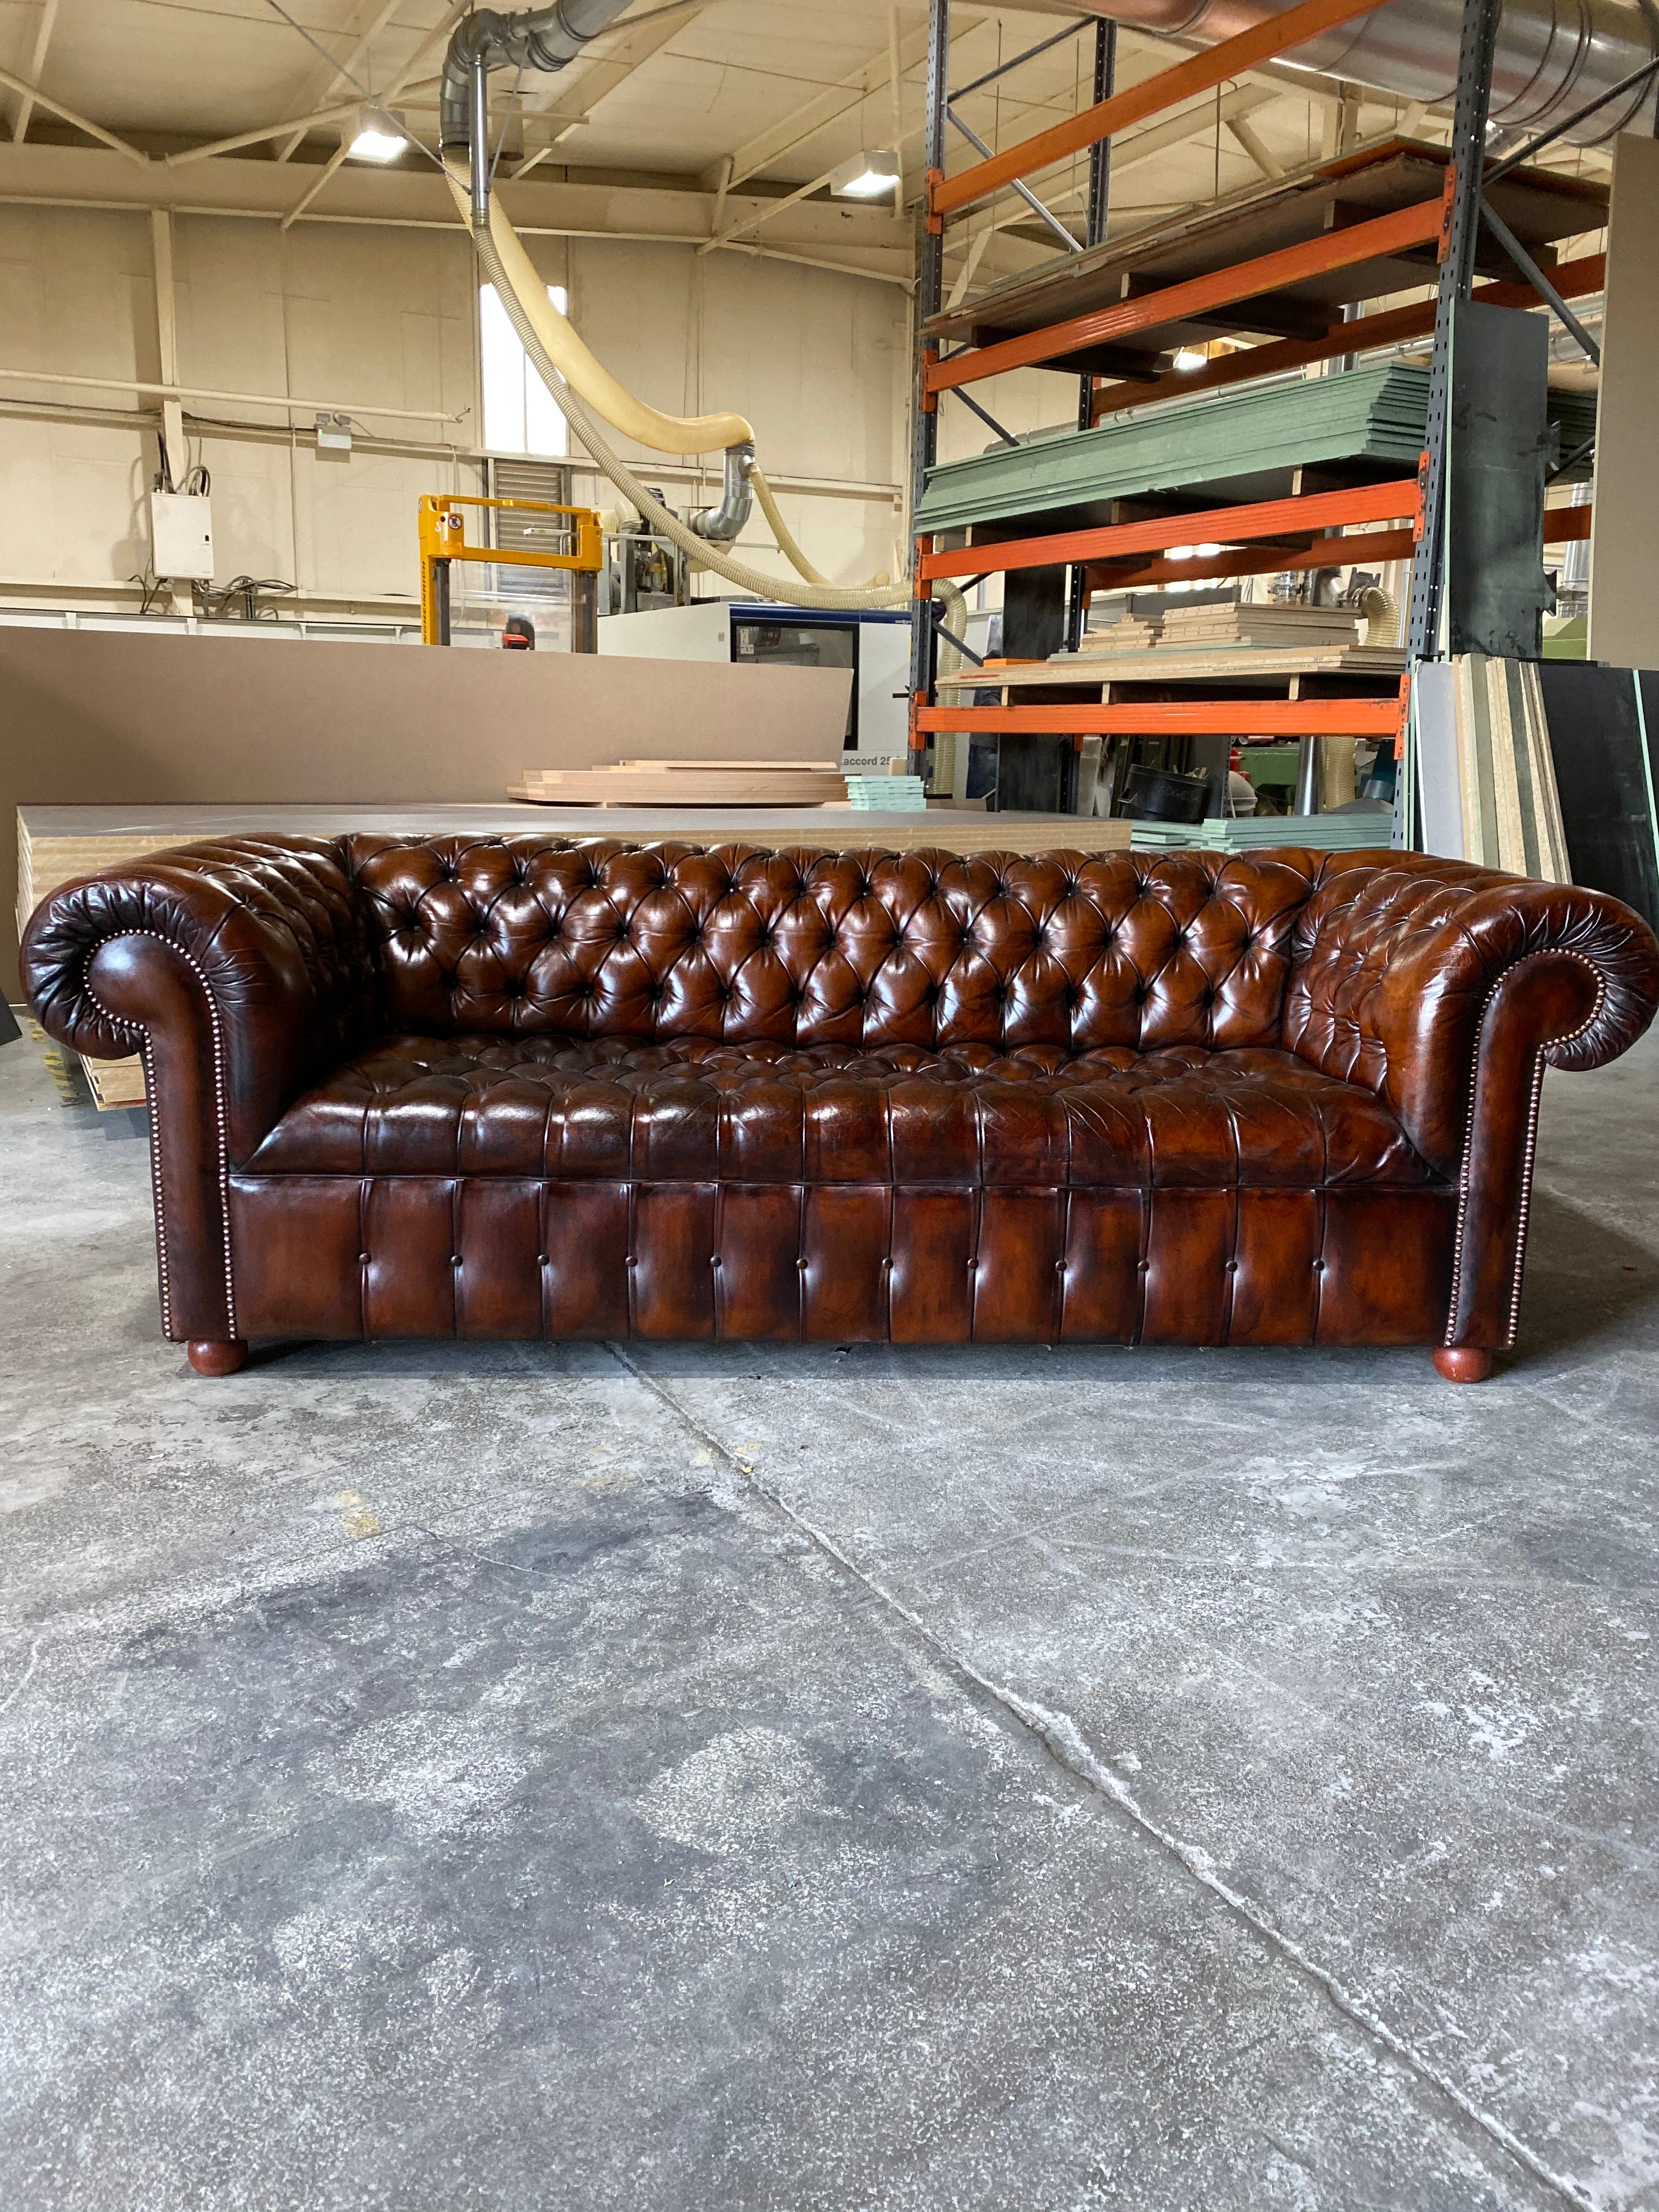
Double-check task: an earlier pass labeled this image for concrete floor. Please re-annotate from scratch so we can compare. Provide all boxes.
[2,1030,1656,2212]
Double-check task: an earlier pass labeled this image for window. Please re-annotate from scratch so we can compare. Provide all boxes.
[480,283,569,458]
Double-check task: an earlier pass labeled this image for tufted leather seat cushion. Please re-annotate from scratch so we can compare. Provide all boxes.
[244,1031,1437,1189]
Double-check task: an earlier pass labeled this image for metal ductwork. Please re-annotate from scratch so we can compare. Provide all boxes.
[689,442,755,544]
[1072,0,1658,140]
[439,1,636,220]
[441,2,759,550]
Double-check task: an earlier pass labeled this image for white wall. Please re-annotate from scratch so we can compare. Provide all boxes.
[0,200,910,614]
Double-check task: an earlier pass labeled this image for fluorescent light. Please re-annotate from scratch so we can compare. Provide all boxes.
[1172,347,1207,372]
[349,127,405,161]
[832,149,900,199]
[348,107,406,162]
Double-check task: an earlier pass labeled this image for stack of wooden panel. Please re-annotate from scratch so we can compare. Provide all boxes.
[1080,613,1163,654]
[1159,605,1361,648]
[16,815,183,1109]
[510,759,849,806]
[1415,656,1571,883]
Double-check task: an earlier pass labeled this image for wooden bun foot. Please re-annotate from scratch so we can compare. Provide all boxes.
[187,1339,248,1377]
[1432,1346,1493,1384]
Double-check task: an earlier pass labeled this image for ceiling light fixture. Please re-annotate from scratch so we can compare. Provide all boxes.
[831,149,901,200]
[1172,347,1207,372]
[348,106,407,162]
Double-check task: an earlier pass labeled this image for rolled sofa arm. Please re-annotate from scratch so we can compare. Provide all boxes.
[1284,854,1659,1349]
[21,837,380,1344]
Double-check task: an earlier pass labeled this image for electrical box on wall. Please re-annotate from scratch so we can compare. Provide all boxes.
[149,491,215,580]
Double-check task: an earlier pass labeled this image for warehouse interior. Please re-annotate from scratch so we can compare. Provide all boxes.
[4,0,1659,2205]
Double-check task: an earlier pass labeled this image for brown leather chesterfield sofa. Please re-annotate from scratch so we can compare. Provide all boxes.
[22,836,1659,1382]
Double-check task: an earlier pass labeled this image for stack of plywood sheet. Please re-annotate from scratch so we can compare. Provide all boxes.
[1159,605,1361,649]
[1079,613,1163,654]
[16,814,189,1109]
[510,760,850,806]
[1413,656,1571,883]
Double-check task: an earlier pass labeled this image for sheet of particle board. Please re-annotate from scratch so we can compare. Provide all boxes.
[1412,661,1465,863]
[1588,135,1659,668]
[0,628,853,998]
[1450,654,1570,883]
[513,769,850,805]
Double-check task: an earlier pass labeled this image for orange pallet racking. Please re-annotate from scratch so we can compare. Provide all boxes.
[905,0,1613,836]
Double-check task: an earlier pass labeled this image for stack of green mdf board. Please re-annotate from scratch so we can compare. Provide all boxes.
[915,366,1596,535]
[1131,815,1392,855]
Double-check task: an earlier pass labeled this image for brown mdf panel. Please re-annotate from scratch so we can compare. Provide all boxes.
[0,627,850,995]
[1588,135,1659,671]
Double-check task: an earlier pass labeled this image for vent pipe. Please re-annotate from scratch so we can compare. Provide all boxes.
[439,1,636,224]
[1071,0,1657,140]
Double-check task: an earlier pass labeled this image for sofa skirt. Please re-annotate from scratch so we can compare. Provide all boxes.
[224,1177,1459,1346]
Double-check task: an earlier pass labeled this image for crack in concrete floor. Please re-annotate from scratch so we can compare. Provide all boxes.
[606,1342,1600,2212]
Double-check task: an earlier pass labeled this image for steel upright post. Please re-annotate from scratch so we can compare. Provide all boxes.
[1066,17,1116,653]
[1406,0,1501,664]
[910,0,950,769]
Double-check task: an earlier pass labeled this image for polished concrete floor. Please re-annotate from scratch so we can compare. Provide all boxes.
[2,1026,1656,2212]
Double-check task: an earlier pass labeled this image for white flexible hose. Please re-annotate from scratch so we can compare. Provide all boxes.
[445,156,967,653]
[748,461,890,591]
[450,154,752,455]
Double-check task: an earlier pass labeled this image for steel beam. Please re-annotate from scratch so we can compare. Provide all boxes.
[919,477,1422,581]
[925,198,1443,391]
[930,0,1387,217]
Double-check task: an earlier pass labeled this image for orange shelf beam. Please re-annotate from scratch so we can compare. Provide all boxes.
[1090,251,1607,421]
[919,477,1421,582]
[916,700,1407,738]
[1088,527,1419,591]
[1085,494,1585,590]
[1545,503,1592,543]
[926,198,1446,392]
[931,0,1390,219]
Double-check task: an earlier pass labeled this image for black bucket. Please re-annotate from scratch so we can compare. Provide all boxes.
[1122,763,1211,824]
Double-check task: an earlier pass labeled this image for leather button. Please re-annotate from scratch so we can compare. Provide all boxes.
[358,1251,371,1263]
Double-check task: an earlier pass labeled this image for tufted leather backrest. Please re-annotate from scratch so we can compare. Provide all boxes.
[340,837,1325,1053]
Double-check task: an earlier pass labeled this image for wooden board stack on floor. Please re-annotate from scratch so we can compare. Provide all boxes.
[1413,654,1571,883]
[510,761,850,806]
[15,815,188,1107]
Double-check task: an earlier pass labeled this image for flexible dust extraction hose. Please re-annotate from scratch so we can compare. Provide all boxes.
[747,462,890,591]
[443,155,963,647]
